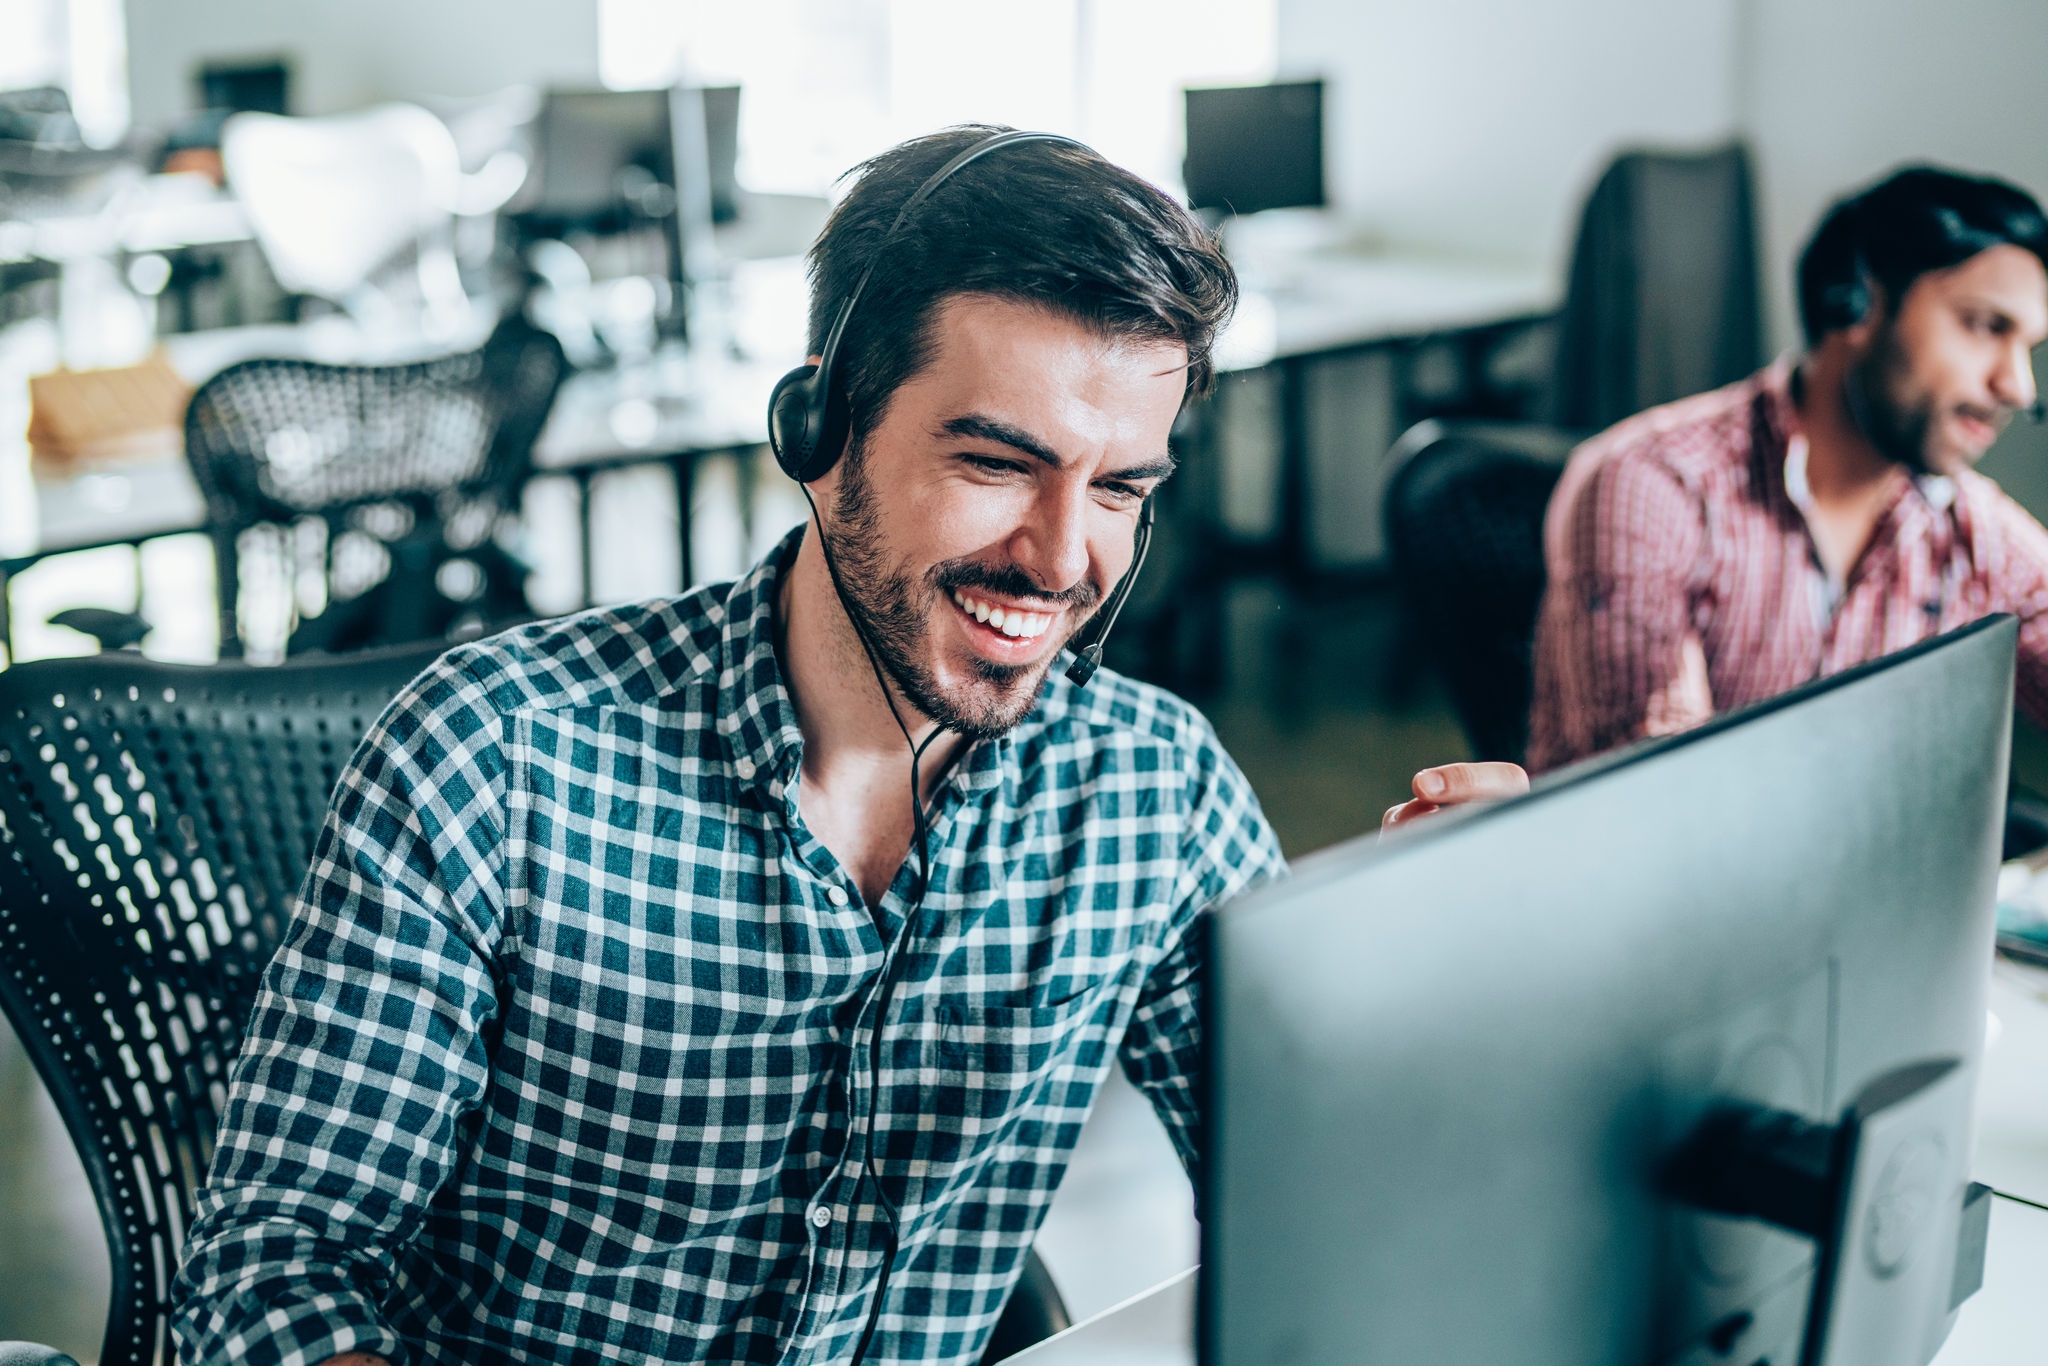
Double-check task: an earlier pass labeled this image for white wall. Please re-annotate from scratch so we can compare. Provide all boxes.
[123,0,601,128]
[1736,0,2048,352]
[1277,0,1740,275]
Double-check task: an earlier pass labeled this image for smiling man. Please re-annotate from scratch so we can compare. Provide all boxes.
[170,127,1514,1366]
[1529,165,2048,772]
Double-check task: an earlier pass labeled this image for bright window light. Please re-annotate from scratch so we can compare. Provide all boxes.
[598,0,1275,199]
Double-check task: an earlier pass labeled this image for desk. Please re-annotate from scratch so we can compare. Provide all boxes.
[0,324,791,655]
[1205,250,1557,581]
[1015,960,2048,1366]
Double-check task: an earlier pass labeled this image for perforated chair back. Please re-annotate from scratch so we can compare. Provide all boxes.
[0,642,447,1366]
[1383,421,1574,764]
[183,313,566,657]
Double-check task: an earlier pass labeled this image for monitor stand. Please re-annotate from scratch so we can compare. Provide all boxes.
[1666,1058,1992,1366]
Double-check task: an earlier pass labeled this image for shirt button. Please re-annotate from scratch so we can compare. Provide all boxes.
[826,885,850,907]
[810,1204,834,1228]
[734,757,756,781]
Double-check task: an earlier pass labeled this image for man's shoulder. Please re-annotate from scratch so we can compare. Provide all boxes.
[1024,663,1235,780]
[1565,369,1774,493]
[400,590,730,729]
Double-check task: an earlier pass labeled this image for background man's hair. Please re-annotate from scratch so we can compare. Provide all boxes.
[1797,164,2048,345]
[805,125,1237,451]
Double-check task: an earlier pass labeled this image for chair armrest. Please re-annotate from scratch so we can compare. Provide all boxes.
[0,1344,84,1366]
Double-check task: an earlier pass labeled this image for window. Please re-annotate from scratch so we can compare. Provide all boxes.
[598,0,1276,199]
[0,0,127,146]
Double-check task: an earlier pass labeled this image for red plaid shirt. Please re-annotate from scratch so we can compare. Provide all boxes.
[1528,360,2048,773]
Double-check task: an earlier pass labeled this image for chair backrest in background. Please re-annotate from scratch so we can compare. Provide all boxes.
[221,104,470,331]
[182,312,568,657]
[0,641,447,1366]
[1552,141,1764,433]
[1382,420,1576,764]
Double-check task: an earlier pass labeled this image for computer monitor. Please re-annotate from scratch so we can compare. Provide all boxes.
[1182,78,1324,217]
[1201,616,2014,1366]
[700,84,742,224]
[520,86,719,337]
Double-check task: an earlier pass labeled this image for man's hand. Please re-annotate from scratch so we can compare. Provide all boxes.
[1382,761,1529,831]
[316,1355,391,1366]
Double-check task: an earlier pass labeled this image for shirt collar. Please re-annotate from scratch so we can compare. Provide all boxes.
[1769,355,1957,520]
[708,524,1018,800]
[713,526,808,791]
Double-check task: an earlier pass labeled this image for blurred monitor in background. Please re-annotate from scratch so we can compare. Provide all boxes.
[196,59,291,117]
[1182,77,1324,218]
[514,85,723,343]
[700,84,741,224]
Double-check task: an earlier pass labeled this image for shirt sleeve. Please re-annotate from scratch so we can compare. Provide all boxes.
[171,651,511,1366]
[1527,447,1712,773]
[1117,717,1285,1183]
[1983,486,2048,732]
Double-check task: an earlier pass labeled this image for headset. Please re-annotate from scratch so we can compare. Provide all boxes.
[765,127,1157,688]
[765,128,1163,1362]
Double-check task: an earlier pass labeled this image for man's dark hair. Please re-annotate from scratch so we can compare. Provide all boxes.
[806,125,1237,450]
[1797,164,2048,345]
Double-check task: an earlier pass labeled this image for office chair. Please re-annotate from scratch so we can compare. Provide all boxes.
[1382,420,1575,764]
[0,645,1070,1366]
[183,311,567,659]
[1551,141,1764,432]
[0,641,446,1366]
[221,103,522,336]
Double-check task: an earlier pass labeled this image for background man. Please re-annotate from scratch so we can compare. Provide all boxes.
[172,127,1515,1366]
[1528,165,2048,772]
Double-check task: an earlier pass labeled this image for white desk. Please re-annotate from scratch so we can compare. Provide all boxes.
[1017,959,2048,1366]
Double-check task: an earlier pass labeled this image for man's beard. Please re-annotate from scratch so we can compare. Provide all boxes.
[820,446,1103,740]
[1845,323,1939,476]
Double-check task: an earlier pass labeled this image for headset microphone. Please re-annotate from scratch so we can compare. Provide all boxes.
[1064,497,1153,686]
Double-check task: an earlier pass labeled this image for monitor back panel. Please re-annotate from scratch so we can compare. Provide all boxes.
[1201,618,2013,1365]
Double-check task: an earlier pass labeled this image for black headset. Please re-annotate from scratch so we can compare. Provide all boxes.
[765,128,1156,687]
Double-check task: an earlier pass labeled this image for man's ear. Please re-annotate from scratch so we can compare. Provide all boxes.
[1841,279,1888,351]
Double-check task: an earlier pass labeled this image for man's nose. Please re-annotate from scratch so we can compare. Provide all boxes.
[1992,338,2037,413]
[1011,484,1093,595]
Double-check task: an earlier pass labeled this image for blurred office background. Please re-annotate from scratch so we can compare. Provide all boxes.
[3,0,2047,1360]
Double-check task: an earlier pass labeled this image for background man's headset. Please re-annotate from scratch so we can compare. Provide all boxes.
[763,128,1158,1361]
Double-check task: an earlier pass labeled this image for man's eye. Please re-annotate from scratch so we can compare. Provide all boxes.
[965,453,1024,475]
[1098,481,1145,503]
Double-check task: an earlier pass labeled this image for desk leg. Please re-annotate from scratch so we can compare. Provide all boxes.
[574,471,595,608]
[1277,356,1310,582]
[670,454,694,590]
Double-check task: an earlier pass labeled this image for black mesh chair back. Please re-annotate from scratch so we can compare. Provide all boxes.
[183,313,567,658]
[1383,421,1573,764]
[1552,141,1764,433]
[0,642,447,1366]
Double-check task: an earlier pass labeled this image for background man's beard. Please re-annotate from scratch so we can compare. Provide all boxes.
[1845,326,1936,475]
[823,448,1097,739]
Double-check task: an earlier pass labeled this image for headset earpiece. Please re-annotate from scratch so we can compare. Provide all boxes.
[766,129,1085,488]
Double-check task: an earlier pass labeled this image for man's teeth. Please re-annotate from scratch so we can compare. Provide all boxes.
[950,590,1052,639]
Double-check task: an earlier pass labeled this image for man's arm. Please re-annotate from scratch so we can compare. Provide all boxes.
[1985,487,2048,733]
[172,654,511,1366]
[1117,718,1285,1178]
[1526,450,1712,772]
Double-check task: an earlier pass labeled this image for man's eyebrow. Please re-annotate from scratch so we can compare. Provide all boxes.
[1101,453,1178,483]
[941,414,1066,468]
[940,413,1177,482]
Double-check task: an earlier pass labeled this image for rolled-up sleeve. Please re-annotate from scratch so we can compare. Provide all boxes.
[1527,447,1711,773]
[171,653,510,1366]
[1117,714,1284,1182]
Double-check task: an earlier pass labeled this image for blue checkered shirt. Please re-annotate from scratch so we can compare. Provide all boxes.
[172,530,1284,1366]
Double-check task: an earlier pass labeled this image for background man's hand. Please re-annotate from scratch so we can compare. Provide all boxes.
[1382,761,1529,830]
